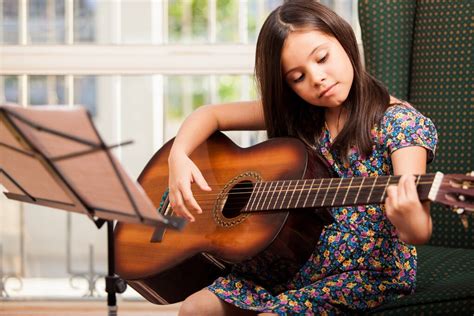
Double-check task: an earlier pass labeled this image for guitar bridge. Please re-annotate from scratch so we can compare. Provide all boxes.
[150,188,186,243]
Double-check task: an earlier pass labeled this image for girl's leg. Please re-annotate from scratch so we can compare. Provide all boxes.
[178,289,257,316]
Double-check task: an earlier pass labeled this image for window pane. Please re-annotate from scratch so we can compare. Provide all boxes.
[74,75,156,175]
[168,0,208,43]
[28,0,65,44]
[216,0,238,42]
[248,0,282,44]
[167,0,282,44]
[0,192,22,280]
[1,0,18,44]
[121,1,154,44]
[120,75,157,178]
[29,75,65,105]
[320,0,354,26]
[164,76,209,139]
[74,76,97,117]
[164,75,261,146]
[76,0,157,44]
[0,75,19,103]
[86,76,119,146]
[74,0,96,43]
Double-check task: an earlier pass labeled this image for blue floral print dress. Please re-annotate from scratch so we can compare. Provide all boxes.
[208,103,438,315]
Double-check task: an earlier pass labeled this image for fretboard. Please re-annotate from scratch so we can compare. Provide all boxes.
[243,174,436,213]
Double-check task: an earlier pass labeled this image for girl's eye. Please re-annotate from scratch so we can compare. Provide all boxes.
[318,54,328,63]
[293,74,305,83]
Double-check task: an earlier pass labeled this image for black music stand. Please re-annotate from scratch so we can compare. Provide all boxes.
[0,104,185,315]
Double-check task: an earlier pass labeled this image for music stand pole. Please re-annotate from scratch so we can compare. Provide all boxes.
[105,220,126,316]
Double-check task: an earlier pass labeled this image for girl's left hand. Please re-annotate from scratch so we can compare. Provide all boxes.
[385,174,423,220]
[384,174,429,244]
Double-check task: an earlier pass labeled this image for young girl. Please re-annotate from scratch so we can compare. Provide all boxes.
[168,1,437,315]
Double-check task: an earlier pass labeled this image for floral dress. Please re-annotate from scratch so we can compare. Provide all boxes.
[208,103,438,315]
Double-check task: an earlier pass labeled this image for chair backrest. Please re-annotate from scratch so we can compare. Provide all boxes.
[359,0,473,248]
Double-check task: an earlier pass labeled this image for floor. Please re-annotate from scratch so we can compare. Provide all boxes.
[0,300,181,316]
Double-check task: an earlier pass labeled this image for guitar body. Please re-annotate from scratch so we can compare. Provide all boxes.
[114,132,333,304]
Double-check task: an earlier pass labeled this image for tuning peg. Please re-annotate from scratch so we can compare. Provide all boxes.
[453,207,465,215]
[460,214,469,231]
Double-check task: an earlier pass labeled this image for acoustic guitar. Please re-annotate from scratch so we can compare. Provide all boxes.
[114,131,473,304]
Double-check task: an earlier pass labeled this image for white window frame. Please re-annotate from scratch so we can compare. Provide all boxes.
[0,44,255,75]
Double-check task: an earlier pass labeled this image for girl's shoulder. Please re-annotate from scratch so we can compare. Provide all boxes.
[382,99,429,124]
[378,98,438,162]
[385,98,416,115]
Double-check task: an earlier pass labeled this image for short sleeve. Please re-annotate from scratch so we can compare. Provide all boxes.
[381,104,438,163]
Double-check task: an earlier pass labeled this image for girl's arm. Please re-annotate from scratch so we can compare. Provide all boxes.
[168,100,265,221]
[385,146,432,244]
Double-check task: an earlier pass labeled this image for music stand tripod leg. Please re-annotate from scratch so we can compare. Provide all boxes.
[105,220,127,316]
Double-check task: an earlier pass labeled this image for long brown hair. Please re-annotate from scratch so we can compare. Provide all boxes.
[255,0,389,159]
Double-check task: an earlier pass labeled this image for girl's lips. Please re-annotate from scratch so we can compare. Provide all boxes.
[319,83,337,98]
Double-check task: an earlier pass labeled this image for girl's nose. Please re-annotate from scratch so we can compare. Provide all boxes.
[310,68,326,86]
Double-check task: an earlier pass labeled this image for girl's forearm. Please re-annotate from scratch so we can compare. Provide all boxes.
[169,100,264,159]
[170,105,219,158]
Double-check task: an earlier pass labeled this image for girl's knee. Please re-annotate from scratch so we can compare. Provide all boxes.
[178,289,223,316]
[178,297,198,316]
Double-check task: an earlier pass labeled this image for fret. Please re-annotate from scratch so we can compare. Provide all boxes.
[248,181,261,211]
[419,174,435,200]
[366,177,377,203]
[321,178,333,207]
[415,175,421,187]
[346,177,363,206]
[294,179,306,208]
[273,180,283,210]
[311,178,324,207]
[342,177,354,206]
[380,176,392,203]
[268,180,278,211]
[302,179,315,208]
[287,180,298,209]
[254,181,268,211]
[330,178,344,206]
[354,177,365,204]
[260,181,273,210]
[280,180,291,210]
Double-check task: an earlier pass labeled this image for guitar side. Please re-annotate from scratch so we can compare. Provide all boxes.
[114,132,331,304]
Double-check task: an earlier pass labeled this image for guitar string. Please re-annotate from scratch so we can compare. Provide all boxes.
[164,176,442,212]
[165,177,472,213]
[174,183,436,207]
[168,172,472,191]
[188,174,437,191]
[171,186,435,214]
[188,180,435,199]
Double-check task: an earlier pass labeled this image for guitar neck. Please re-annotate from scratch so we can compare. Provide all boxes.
[244,173,440,212]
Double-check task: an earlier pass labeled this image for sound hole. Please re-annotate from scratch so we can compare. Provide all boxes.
[222,180,253,219]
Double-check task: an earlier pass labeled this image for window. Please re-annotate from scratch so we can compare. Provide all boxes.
[0,0,359,299]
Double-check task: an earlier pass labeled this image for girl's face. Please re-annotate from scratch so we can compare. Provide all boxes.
[281,30,354,109]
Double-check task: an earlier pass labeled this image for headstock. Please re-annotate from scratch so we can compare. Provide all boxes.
[432,172,474,229]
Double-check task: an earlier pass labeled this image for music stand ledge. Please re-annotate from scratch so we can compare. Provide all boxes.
[0,104,185,315]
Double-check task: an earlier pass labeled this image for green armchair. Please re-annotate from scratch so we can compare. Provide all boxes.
[358,0,474,314]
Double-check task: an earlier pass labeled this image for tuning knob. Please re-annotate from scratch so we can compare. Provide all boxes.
[460,214,469,230]
[453,207,465,215]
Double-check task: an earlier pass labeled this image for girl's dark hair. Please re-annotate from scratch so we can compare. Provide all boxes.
[255,0,390,159]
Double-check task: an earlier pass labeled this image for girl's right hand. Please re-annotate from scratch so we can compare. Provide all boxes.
[168,151,212,222]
